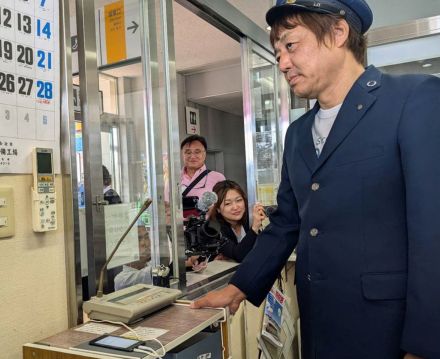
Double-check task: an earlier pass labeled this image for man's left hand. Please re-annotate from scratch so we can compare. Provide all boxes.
[404,353,423,359]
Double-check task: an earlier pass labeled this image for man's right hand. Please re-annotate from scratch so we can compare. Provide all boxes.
[190,284,246,314]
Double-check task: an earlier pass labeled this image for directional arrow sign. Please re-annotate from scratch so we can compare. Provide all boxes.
[127,20,138,34]
[97,0,141,66]
[123,0,141,61]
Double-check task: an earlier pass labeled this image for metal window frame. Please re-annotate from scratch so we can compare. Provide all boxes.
[241,37,282,209]
[60,0,82,326]
[75,0,106,298]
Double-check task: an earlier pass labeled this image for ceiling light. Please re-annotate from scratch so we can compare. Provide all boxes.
[422,63,432,68]
[266,26,271,31]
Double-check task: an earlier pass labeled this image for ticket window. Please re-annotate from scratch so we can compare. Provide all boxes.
[70,0,292,299]
[71,0,176,298]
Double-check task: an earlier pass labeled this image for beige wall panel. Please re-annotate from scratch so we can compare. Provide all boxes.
[230,302,247,359]
[0,175,68,358]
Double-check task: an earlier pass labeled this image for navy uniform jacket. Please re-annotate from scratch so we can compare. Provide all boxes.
[230,66,440,359]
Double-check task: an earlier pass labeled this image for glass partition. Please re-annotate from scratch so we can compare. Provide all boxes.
[70,0,181,301]
[242,38,284,208]
[68,0,292,307]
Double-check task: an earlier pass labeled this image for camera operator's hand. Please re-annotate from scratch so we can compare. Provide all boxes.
[192,256,208,272]
[190,284,246,314]
[214,253,228,261]
[251,202,267,233]
[185,256,199,268]
[186,255,205,268]
[186,255,208,272]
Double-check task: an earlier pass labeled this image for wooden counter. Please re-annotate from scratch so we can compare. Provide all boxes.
[24,303,228,359]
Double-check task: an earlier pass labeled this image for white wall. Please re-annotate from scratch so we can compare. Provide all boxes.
[185,64,242,101]
[0,175,68,358]
[200,105,247,190]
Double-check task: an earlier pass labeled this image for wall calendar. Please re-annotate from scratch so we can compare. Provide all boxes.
[0,0,60,174]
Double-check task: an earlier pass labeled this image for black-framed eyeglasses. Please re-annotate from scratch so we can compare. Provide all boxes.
[183,149,206,157]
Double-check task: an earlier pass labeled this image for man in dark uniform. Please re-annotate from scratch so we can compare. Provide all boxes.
[192,1,440,358]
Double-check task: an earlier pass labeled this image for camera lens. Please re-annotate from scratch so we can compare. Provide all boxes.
[200,222,219,239]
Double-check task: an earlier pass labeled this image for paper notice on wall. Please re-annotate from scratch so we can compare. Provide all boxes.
[0,0,60,173]
[104,203,140,269]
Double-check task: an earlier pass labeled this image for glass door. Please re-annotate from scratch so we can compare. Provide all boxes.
[241,38,289,210]
[70,0,182,302]
[69,0,292,308]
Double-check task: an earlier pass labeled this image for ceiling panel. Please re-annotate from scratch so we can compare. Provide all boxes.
[173,2,241,73]
[191,92,244,117]
[227,0,273,31]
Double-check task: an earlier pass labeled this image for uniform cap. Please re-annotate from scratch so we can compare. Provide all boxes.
[266,0,373,34]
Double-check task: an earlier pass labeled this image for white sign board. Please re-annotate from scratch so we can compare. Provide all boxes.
[0,0,60,174]
[71,0,141,73]
[185,106,200,135]
[72,84,80,112]
[96,0,140,67]
[104,203,140,269]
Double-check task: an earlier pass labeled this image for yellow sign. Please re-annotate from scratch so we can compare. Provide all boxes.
[105,0,127,64]
[257,183,278,206]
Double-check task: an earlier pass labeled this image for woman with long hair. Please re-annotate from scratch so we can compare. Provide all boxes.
[211,180,266,262]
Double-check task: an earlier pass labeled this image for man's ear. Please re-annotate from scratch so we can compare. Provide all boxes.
[333,19,350,48]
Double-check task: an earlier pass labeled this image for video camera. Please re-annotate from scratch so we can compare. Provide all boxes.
[183,191,228,257]
[184,215,228,257]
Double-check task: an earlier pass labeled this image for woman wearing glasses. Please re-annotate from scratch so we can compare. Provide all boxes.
[211,180,267,262]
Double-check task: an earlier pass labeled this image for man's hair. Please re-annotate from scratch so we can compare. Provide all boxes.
[270,12,367,64]
[102,165,112,186]
[212,180,249,227]
[180,135,207,150]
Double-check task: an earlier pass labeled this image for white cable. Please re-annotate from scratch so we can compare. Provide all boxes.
[139,337,166,356]
[89,319,141,340]
[134,346,163,358]
[89,319,166,358]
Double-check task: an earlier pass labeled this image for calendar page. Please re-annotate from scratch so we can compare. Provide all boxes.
[0,0,60,174]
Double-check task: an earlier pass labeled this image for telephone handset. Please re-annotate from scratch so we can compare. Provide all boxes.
[31,148,57,232]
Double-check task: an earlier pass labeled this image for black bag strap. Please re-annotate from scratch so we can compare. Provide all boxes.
[182,169,210,197]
